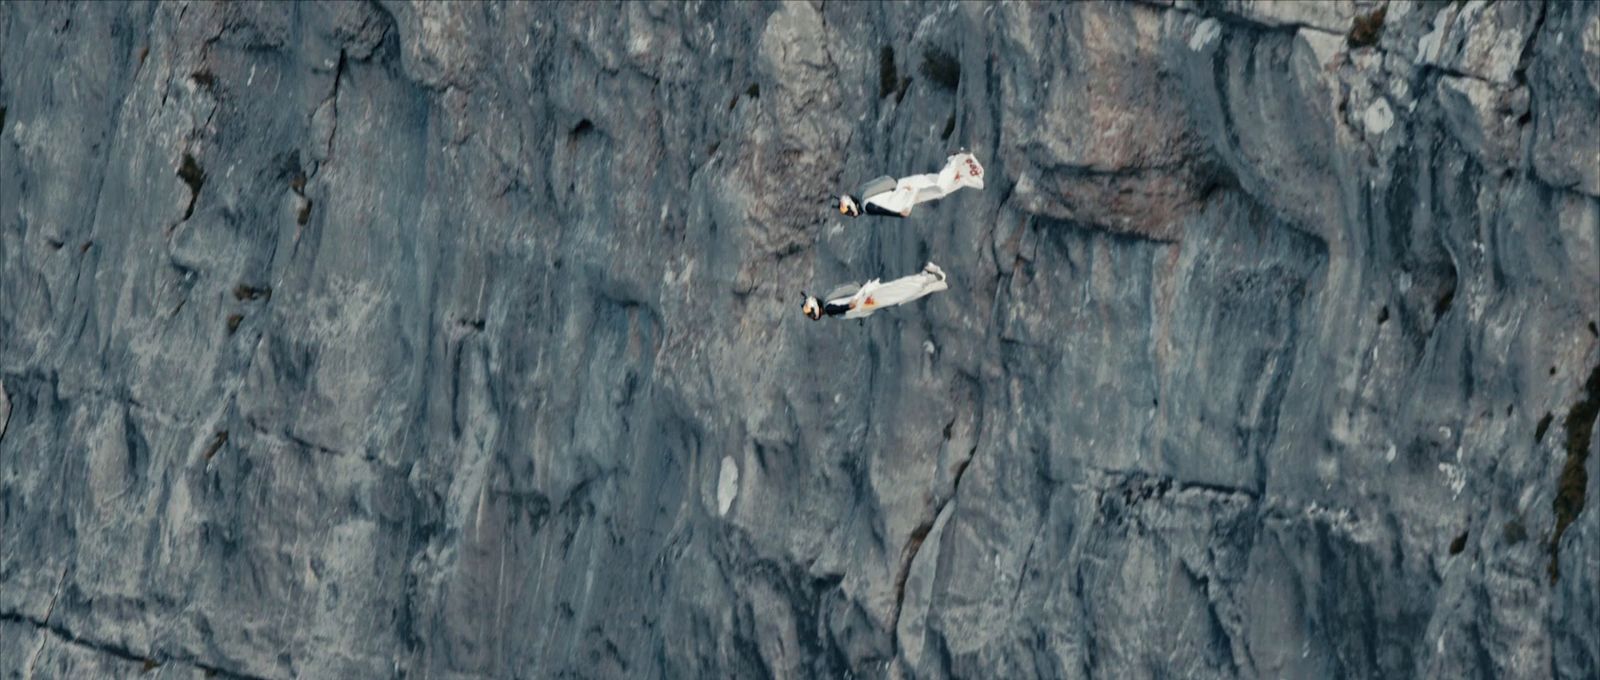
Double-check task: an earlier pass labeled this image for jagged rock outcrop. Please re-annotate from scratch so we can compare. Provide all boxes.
[1,1,1596,678]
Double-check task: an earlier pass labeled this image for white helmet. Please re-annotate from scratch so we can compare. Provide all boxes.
[801,294,822,320]
[837,195,860,218]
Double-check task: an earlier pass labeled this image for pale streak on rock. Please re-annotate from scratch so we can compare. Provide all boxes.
[717,455,738,516]
[1190,18,1221,52]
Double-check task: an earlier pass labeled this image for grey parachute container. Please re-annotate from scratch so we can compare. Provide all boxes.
[825,283,861,301]
[857,175,897,200]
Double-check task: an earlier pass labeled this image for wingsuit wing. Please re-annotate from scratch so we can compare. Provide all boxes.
[842,268,946,318]
[864,270,947,307]
[906,154,985,204]
[896,173,951,206]
[948,152,985,190]
[860,155,985,216]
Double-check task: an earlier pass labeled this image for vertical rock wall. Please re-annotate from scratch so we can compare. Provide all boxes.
[1,1,1596,678]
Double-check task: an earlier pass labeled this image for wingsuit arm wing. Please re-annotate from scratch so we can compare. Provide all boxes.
[861,175,938,216]
[908,176,955,205]
[860,155,985,216]
[907,153,985,204]
[861,269,947,307]
[842,267,946,318]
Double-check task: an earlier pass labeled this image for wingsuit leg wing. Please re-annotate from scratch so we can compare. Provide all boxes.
[897,154,986,210]
[940,152,984,192]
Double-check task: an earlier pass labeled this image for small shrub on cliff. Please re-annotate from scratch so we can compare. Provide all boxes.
[1348,5,1387,48]
[1549,364,1600,582]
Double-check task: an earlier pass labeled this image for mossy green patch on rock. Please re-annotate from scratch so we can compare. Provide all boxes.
[1549,363,1600,583]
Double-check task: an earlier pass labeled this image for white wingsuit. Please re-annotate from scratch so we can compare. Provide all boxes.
[838,153,985,218]
[802,263,949,320]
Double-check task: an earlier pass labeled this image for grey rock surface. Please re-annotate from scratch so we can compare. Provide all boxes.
[1,1,1597,678]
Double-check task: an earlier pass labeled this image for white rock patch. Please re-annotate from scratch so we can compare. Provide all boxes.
[1189,19,1221,52]
[1438,462,1467,498]
[1298,28,1343,69]
[1364,98,1395,135]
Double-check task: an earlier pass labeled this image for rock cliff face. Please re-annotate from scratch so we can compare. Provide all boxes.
[2,1,1597,678]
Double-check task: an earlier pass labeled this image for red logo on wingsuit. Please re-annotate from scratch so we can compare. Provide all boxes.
[965,158,982,177]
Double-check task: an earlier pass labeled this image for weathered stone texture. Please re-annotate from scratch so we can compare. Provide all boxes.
[1,2,1595,678]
